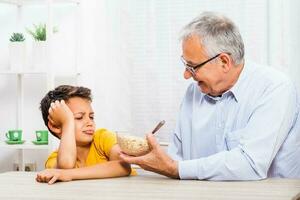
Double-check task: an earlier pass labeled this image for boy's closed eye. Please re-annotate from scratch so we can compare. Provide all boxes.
[74,113,95,121]
[74,113,83,120]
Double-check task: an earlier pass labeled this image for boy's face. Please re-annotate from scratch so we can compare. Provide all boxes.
[66,97,96,145]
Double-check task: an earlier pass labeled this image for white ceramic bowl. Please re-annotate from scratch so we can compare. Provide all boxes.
[117,134,150,156]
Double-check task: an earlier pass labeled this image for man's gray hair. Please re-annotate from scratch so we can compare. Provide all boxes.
[180,12,244,65]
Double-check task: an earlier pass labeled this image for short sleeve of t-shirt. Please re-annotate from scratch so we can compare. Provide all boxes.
[92,128,117,158]
[45,151,58,168]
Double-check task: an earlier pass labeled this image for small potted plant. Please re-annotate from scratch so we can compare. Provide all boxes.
[27,23,57,70]
[9,32,26,72]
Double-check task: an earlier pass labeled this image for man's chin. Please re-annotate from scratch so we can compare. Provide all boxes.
[197,82,208,93]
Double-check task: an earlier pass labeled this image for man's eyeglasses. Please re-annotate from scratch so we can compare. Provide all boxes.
[181,53,229,76]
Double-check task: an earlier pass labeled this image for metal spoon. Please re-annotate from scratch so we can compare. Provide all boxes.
[151,120,165,134]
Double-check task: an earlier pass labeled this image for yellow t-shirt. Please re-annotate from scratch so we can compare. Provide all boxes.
[45,128,136,175]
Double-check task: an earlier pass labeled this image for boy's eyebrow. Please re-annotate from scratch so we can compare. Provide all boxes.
[73,112,85,115]
[73,111,94,115]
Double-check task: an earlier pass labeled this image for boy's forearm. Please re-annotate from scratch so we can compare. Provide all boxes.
[57,120,77,169]
[65,161,131,180]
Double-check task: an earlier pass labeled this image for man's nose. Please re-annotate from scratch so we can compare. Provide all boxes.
[184,70,193,79]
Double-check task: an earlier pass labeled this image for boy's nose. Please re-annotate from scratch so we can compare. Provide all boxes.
[85,118,94,126]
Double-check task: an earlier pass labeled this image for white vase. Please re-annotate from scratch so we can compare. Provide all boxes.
[9,42,26,72]
[31,41,47,71]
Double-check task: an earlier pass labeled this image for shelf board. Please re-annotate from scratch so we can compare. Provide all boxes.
[0,0,81,6]
[0,141,49,149]
[54,71,81,76]
[0,71,81,75]
[0,71,48,75]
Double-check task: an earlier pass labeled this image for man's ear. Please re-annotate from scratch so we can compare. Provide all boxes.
[220,53,231,73]
[48,121,62,138]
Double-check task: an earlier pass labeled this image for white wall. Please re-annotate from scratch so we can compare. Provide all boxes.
[0,0,299,172]
[100,0,299,142]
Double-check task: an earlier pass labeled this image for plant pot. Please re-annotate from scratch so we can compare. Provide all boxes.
[31,41,47,71]
[9,42,26,72]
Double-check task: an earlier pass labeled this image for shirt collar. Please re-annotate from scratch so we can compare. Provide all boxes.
[204,60,249,102]
[228,61,249,102]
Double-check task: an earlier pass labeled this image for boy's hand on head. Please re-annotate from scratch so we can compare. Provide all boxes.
[36,169,72,184]
[48,100,74,128]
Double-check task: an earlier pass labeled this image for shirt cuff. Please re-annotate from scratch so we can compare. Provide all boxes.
[178,159,201,179]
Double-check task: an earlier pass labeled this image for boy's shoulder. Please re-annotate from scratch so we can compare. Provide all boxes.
[93,128,116,139]
[91,128,117,157]
[92,128,116,146]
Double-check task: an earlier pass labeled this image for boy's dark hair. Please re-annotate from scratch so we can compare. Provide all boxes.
[40,85,92,136]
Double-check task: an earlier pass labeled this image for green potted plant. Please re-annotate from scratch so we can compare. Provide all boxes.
[10,33,25,42]
[9,32,26,72]
[27,23,57,70]
[27,23,47,41]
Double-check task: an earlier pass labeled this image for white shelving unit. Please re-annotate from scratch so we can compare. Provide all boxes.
[0,0,81,171]
[0,141,49,172]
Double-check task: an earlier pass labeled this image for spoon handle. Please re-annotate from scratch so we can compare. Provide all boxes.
[151,120,165,134]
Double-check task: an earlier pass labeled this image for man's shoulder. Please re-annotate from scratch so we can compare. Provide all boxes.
[247,61,292,86]
[240,61,297,103]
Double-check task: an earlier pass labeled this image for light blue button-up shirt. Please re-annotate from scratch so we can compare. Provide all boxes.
[168,61,300,180]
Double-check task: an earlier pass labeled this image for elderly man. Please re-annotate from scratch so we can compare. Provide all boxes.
[120,12,300,180]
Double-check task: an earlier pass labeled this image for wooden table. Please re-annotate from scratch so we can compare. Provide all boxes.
[0,170,299,200]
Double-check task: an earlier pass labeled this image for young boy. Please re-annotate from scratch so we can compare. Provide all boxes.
[36,85,131,184]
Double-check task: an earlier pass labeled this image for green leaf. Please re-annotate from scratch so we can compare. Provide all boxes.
[9,32,25,42]
[26,23,58,41]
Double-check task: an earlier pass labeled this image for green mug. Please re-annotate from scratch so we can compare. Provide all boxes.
[6,130,22,141]
[35,130,48,142]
